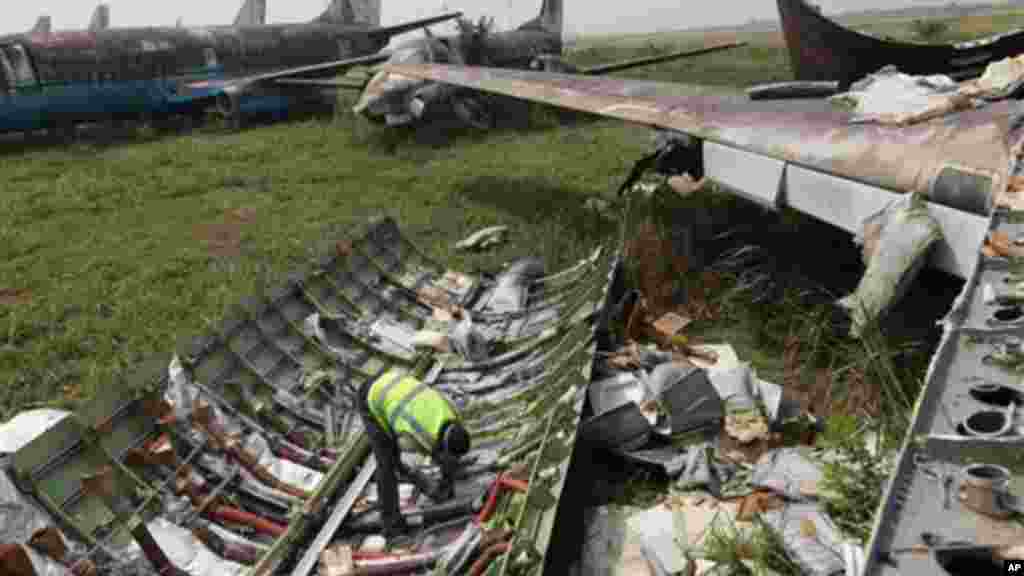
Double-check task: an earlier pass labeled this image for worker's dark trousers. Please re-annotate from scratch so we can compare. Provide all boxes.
[358,377,406,535]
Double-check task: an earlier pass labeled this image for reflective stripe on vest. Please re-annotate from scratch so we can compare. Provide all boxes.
[368,368,458,454]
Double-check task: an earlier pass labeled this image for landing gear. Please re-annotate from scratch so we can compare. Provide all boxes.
[184,108,206,132]
[47,120,77,144]
[216,93,244,131]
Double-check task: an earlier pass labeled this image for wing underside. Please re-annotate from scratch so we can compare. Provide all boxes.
[382,62,1022,278]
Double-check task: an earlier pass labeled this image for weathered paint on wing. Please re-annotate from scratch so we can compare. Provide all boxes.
[382,63,1014,209]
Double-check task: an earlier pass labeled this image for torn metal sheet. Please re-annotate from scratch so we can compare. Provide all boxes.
[649,364,723,435]
[626,507,691,576]
[0,217,618,576]
[837,194,943,337]
[574,506,652,576]
[831,67,967,126]
[0,410,71,455]
[454,226,508,251]
[762,503,847,576]
[750,448,824,501]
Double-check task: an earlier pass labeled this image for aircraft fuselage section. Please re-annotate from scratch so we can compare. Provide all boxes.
[0,24,386,134]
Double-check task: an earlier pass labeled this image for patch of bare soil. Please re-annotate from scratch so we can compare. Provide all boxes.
[0,288,32,306]
[193,207,258,258]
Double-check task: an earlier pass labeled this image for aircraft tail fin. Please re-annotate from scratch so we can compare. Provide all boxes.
[89,4,110,32]
[233,0,267,27]
[314,0,356,24]
[31,16,51,34]
[518,0,563,36]
[348,0,381,26]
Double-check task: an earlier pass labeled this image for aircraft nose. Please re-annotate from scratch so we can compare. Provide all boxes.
[353,70,421,120]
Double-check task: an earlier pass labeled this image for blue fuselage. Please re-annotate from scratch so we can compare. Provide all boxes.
[0,23,382,134]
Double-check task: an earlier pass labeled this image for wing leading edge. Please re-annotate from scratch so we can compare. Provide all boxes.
[382,62,1019,278]
[183,13,460,94]
[183,52,393,93]
[578,41,747,75]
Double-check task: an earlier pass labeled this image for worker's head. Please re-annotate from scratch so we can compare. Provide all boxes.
[438,421,470,459]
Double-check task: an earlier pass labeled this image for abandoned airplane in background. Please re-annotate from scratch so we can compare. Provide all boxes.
[0,0,460,136]
[776,0,1024,87]
[343,0,744,128]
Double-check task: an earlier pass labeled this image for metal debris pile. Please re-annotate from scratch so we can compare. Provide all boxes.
[0,217,620,576]
[827,53,1024,126]
[570,178,882,576]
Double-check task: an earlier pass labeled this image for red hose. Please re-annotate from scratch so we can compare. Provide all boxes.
[208,505,287,537]
[476,475,529,524]
[468,542,511,576]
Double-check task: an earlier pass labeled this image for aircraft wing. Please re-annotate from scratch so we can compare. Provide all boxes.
[182,52,391,93]
[579,41,746,75]
[382,62,1021,279]
[272,77,370,89]
[179,12,462,94]
[367,12,463,40]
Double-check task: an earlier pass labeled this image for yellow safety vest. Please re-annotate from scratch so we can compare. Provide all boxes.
[368,369,460,455]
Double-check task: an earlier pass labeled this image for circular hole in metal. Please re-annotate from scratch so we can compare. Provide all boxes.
[964,463,1010,482]
[969,383,1017,406]
[936,546,1002,575]
[994,307,1024,322]
[964,411,1008,436]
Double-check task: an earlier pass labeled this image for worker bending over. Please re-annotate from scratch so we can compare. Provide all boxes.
[358,368,471,537]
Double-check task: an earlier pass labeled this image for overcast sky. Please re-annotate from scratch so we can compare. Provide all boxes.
[1,0,975,38]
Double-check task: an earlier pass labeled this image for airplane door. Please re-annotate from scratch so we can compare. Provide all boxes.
[0,43,44,133]
[137,41,175,117]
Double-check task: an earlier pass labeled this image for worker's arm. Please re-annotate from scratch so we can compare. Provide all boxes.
[433,451,457,501]
[394,433,445,498]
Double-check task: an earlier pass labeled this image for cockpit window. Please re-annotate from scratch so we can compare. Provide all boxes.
[1,44,38,87]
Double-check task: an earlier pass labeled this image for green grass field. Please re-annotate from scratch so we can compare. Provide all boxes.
[0,116,651,419]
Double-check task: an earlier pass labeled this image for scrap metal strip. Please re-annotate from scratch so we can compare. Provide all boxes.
[289,456,377,576]
[499,251,619,576]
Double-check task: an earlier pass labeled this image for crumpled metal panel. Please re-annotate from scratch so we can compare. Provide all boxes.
[0,410,71,455]
[3,216,617,576]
